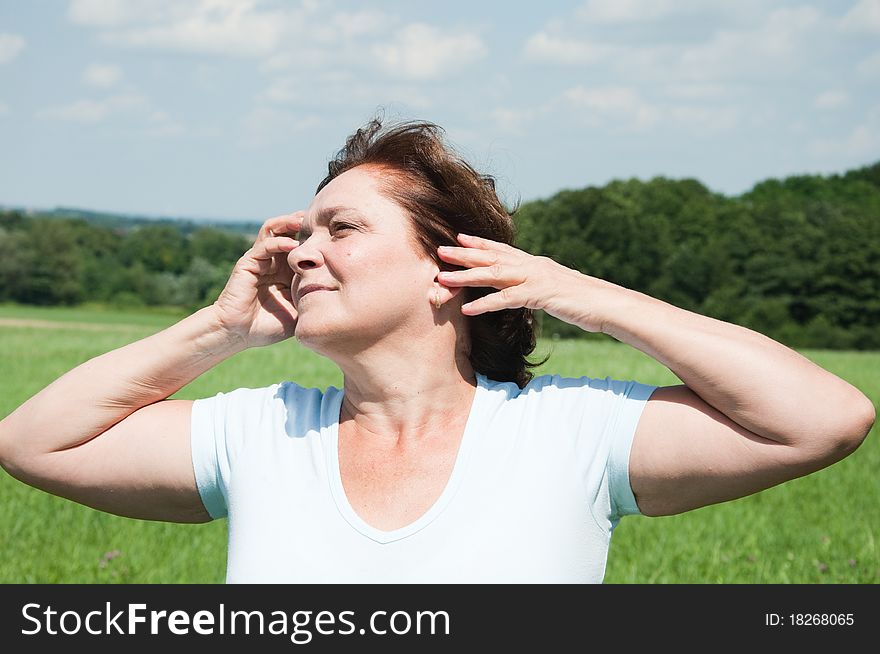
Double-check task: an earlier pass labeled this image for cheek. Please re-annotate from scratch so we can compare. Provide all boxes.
[340,245,396,273]
[334,243,428,292]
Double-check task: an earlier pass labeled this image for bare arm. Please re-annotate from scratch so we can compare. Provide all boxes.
[436,233,876,517]
[0,306,243,522]
[597,286,876,516]
[0,212,303,523]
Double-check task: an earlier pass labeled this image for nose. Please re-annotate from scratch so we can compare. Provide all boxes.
[287,235,325,274]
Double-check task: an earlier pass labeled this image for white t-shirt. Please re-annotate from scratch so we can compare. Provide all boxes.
[191,372,658,583]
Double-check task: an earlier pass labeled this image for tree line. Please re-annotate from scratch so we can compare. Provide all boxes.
[0,213,248,313]
[513,161,880,349]
[1,160,878,349]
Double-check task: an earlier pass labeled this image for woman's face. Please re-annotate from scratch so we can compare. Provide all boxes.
[288,165,439,354]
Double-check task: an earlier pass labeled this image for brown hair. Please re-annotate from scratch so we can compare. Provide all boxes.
[316,116,547,388]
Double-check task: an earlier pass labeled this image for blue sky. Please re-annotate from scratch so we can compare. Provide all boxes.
[1,0,879,221]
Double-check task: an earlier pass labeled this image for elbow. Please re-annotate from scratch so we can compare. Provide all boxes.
[0,418,33,480]
[832,396,875,459]
[854,397,876,444]
[798,395,876,468]
[0,424,18,479]
[0,419,10,472]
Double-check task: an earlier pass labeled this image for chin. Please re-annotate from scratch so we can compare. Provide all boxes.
[294,317,359,353]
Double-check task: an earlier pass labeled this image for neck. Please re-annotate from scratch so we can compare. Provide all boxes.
[333,329,476,446]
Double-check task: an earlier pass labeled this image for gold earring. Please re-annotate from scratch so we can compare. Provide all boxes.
[434,289,442,309]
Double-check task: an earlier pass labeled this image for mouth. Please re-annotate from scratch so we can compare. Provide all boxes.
[296,284,336,303]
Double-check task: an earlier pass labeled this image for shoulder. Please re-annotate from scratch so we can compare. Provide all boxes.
[194,379,341,423]
[192,380,342,454]
[198,379,336,402]
[478,372,656,432]
[481,372,649,402]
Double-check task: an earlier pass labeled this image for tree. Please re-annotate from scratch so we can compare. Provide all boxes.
[190,227,249,265]
[120,224,191,274]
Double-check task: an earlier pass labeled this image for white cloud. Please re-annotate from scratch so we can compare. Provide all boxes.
[36,92,184,138]
[146,110,185,137]
[260,75,431,112]
[576,0,767,26]
[105,92,149,111]
[839,0,880,35]
[814,90,849,110]
[0,33,26,64]
[575,0,682,24]
[495,88,741,138]
[809,124,880,159]
[0,102,9,116]
[259,49,334,74]
[83,63,124,88]
[663,83,731,101]
[372,23,487,80]
[310,9,390,44]
[526,4,829,85]
[808,104,880,159]
[789,120,808,134]
[563,85,660,130]
[255,9,397,75]
[39,99,110,123]
[71,0,291,58]
[491,107,545,136]
[68,0,483,89]
[857,50,880,76]
[68,0,179,26]
[668,105,739,131]
[524,31,614,65]
[68,1,397,70]
[674,6,822,82]
[239,105,322,149]
[263,78,302,105]
[107,10,284,57]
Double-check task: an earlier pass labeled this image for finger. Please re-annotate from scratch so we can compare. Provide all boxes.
[266,251,295,284]
[437,245,502,268]
[456,233,518,253]
[437,265,521,289]
[252,236,299,261]
[461,288,518,316]
[263,216,304,239]
[258,211,305,241]
[265,282,294,302]
[252,255,294,280]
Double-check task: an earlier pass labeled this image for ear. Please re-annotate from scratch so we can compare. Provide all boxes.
[430,279,464,306]
[441,285,464,302]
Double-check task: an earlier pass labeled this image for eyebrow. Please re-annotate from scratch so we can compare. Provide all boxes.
[298,206,364,236]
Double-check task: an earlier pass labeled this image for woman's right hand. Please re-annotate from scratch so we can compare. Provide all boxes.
[212,211,303,348]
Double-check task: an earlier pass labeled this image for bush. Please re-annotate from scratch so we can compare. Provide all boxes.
[110,291,146,308]
[802,314,857,350]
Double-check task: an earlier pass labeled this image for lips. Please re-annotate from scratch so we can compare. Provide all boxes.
[295,283,336,303]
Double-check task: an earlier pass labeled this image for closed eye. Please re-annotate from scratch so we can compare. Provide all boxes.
[331,222,356,233]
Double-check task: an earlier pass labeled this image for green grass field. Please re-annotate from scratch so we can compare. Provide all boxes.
[0,303,877,583]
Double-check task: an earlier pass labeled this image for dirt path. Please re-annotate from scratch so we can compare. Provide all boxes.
[0,318,154,332]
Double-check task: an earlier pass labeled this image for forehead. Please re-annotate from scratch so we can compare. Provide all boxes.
[310,166,391,211]
[300,166,409,236]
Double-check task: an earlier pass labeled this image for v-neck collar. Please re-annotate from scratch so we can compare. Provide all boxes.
[323,373,486,544]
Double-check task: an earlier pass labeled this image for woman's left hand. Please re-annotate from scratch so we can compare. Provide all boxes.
[436,233,624,333]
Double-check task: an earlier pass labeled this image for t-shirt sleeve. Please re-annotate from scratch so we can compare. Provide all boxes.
[190,385,280,520]
[521,373,659,524]
[603,378,658,519]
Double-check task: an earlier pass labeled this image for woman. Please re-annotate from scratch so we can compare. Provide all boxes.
[0,119,874,583]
